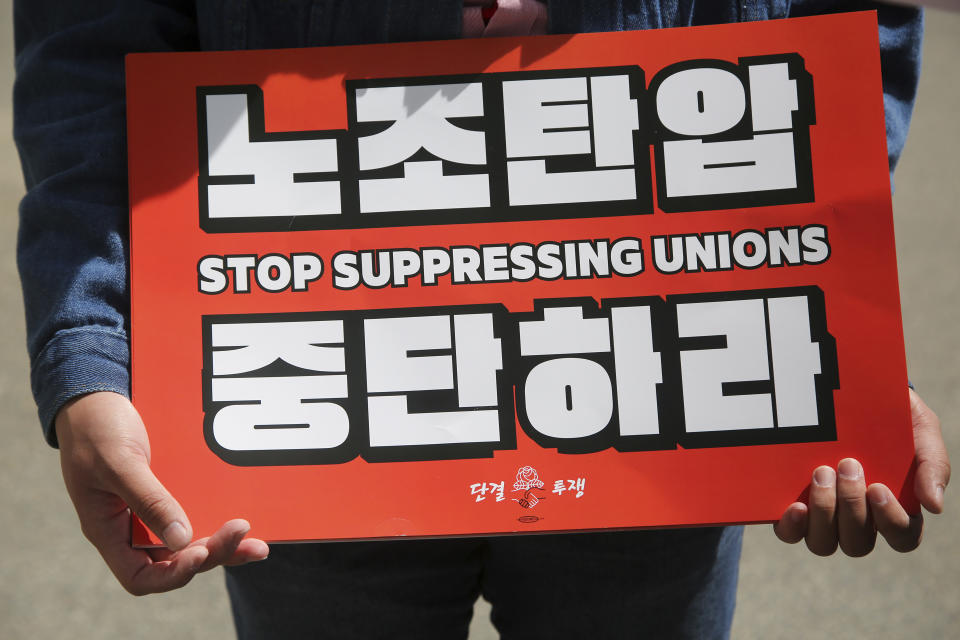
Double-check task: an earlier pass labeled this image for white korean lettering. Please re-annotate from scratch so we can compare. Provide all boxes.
[365,314,502,447]
[656,61,806,201]
[211,321,344,375]
[204,92,340,219]
[356,83,489,212]
[677,299,774,431]
[208,320,348,452]
[519,307,613,439]
[610,306,662,436]
[211,376,349,450]
[768,296,822,427]
[503,74,639,205]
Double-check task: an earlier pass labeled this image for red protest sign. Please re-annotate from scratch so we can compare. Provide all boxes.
[126,11,913,545]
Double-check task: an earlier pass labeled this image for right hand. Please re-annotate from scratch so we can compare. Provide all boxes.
[773,389,950,556]
[55,391,268,595]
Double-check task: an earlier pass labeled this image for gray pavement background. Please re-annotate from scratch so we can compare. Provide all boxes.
[0,6,956,640]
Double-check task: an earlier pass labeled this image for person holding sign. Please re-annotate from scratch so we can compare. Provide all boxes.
[13,1,950,639]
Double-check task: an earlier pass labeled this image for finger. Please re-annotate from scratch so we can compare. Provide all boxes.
[152,524,268,567]
[80,504,209,595]
[867,483,924,552]
[222,538,271,566]
[124,545,210,595]
[196,519,251,573]
[806,465,838,556]
[106,458,192,551]
[910,390,951,514]
[773,502,808,544]
[836,458,876,557]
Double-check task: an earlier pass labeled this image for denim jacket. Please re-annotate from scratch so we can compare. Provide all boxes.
[13,0,922,445]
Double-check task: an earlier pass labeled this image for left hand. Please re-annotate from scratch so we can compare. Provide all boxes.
[55,392,269,594]
[773,389,950,556]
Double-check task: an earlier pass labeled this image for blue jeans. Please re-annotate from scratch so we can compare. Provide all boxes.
[224,526,743,639]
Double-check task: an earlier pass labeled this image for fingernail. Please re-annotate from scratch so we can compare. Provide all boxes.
[936,484,946,503]
[163,521,190,550]
[837,458,862,481]
[244,552,269,564]
[789,507,805,524]
[868,488,887,506]
[246,542,270,563]
[813,466,835,488]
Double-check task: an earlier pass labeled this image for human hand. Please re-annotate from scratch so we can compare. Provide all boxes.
[55,392,269,594]
[773,389,950,556]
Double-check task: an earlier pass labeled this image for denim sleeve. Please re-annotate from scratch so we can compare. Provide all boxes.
[14,1,199,446]
[788,1,923,184]
[875,6,923,186]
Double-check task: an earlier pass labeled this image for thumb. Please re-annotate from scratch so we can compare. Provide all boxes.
[112,458,193,551]
[910,389,951,514]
